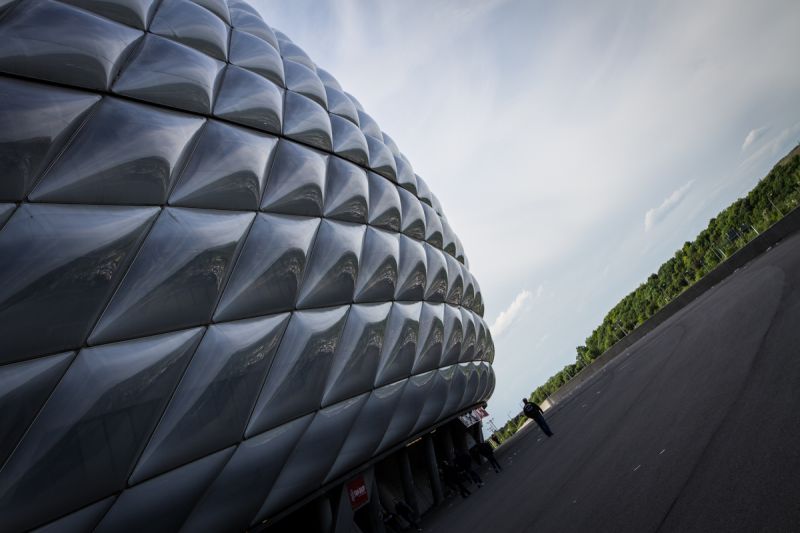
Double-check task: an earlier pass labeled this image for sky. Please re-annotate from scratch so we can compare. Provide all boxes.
[252,0,800,427]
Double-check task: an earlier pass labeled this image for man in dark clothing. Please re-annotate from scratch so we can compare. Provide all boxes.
[440,460,471,498]
[522,398,554,437]
[475,441,502,473]
[454,449,484,487]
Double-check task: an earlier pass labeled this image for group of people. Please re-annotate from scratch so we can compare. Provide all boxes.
[439,437,503,499]
[387,400,553,531]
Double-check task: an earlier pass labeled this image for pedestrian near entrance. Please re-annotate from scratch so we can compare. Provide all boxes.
[475,441,502,473]
[522,398,554,437]
[440,460,471,499]
[454,449,484,487]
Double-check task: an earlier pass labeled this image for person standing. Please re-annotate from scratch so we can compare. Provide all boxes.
[522,398,554,437]
[475,441,502,473]
[454,449,484,487]
[440,460,471,499]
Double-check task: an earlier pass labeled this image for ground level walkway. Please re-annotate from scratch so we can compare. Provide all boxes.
[421,231,800,532]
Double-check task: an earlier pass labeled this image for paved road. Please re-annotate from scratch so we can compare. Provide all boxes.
[422,232,800,533]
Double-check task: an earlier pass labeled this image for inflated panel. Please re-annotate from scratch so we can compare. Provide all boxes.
[0,1,495,529]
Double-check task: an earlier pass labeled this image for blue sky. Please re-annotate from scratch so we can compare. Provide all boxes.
[253,0,800,426]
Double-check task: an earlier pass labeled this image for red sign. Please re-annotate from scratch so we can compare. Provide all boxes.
[346,475,369,510]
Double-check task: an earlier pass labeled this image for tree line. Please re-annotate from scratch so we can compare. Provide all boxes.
[494,145,800,442]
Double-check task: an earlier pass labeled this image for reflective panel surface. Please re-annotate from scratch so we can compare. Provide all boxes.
[0,1,494,528]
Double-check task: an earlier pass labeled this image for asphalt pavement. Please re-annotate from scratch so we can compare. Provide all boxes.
[421,232,800,533]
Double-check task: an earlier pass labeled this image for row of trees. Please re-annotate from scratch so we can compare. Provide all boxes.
[495,146,800,441]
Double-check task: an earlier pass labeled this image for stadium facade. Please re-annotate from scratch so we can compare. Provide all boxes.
[0,0,495,530]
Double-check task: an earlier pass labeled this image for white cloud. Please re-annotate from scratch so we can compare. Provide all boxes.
[644,181,694,232]
[490,289,533,337]
[742,126,769,151]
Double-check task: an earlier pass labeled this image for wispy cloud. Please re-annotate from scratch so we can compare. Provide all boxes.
[490,289,533,337]
[644,181,694,232]
[742,126,769,151]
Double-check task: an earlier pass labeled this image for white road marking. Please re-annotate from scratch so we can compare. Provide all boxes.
[581,403,587,408]
[633,464,641,472]
[659,449,666,455]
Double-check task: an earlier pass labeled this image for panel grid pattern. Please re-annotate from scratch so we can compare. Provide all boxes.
[0,0,495,530]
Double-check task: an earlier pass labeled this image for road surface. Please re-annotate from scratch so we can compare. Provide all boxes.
[422,232,800,532]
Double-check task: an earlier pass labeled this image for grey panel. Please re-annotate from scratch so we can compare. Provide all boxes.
[441,304,463,367]
[440,363,465,418]
[442,218,458,257]
[0,204,159,363]
[284,59,327,108]
[229,1,278,47]
[395,154,417,194]
[485,330,495,364]
[357,110,381,139]
[0,77,100,202]
[367,171,401,231]
[366,135,397,181]
[0,203,15,229]
[113,34,225,114]
[460,308,477,363]
[179,414,313,533]
[398,187,426,240]
[229,29,284,86]
[214,214,320,322]
[461,271,476,310]
[0,351,74,466]
[377,370,436,453]
[424,243,448,302]
[255,393,369,521]
[193,0,230,24]
[415,174,433,206]
[246,306,349,437]
[459,362,479,410]
[296,220,365,309]
[411,369,449,434]
[324,156,369,223]
[395,235,427,301]
[261,139,327,216]
[422,202,444,248]
[324,380,406,483]
[283,91,333,151]
[0,328,203,532]
[345,91,364,112]
[89,208,254,345]
[473,362,490,405]
[430,192,444,216]
[0,0,142,90]
[170,120,278,210]
[375,302,420,387]
[150,0,229,60]
[316,67,342,90]
[96,447,234,533]
[326,85,359,124]
[33,496,116,533]
[381,132,400,158]
[278,40,315,71]
[31,98,204,205]
[59,0,157,29]
[413,303,444,374]
[331,114,370,166]
[355,227,398,303]
[132,313,290,483]
[321,303,391,407]
[445,253,464,305]
[475,318,488,361]
[214,65,283,134]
